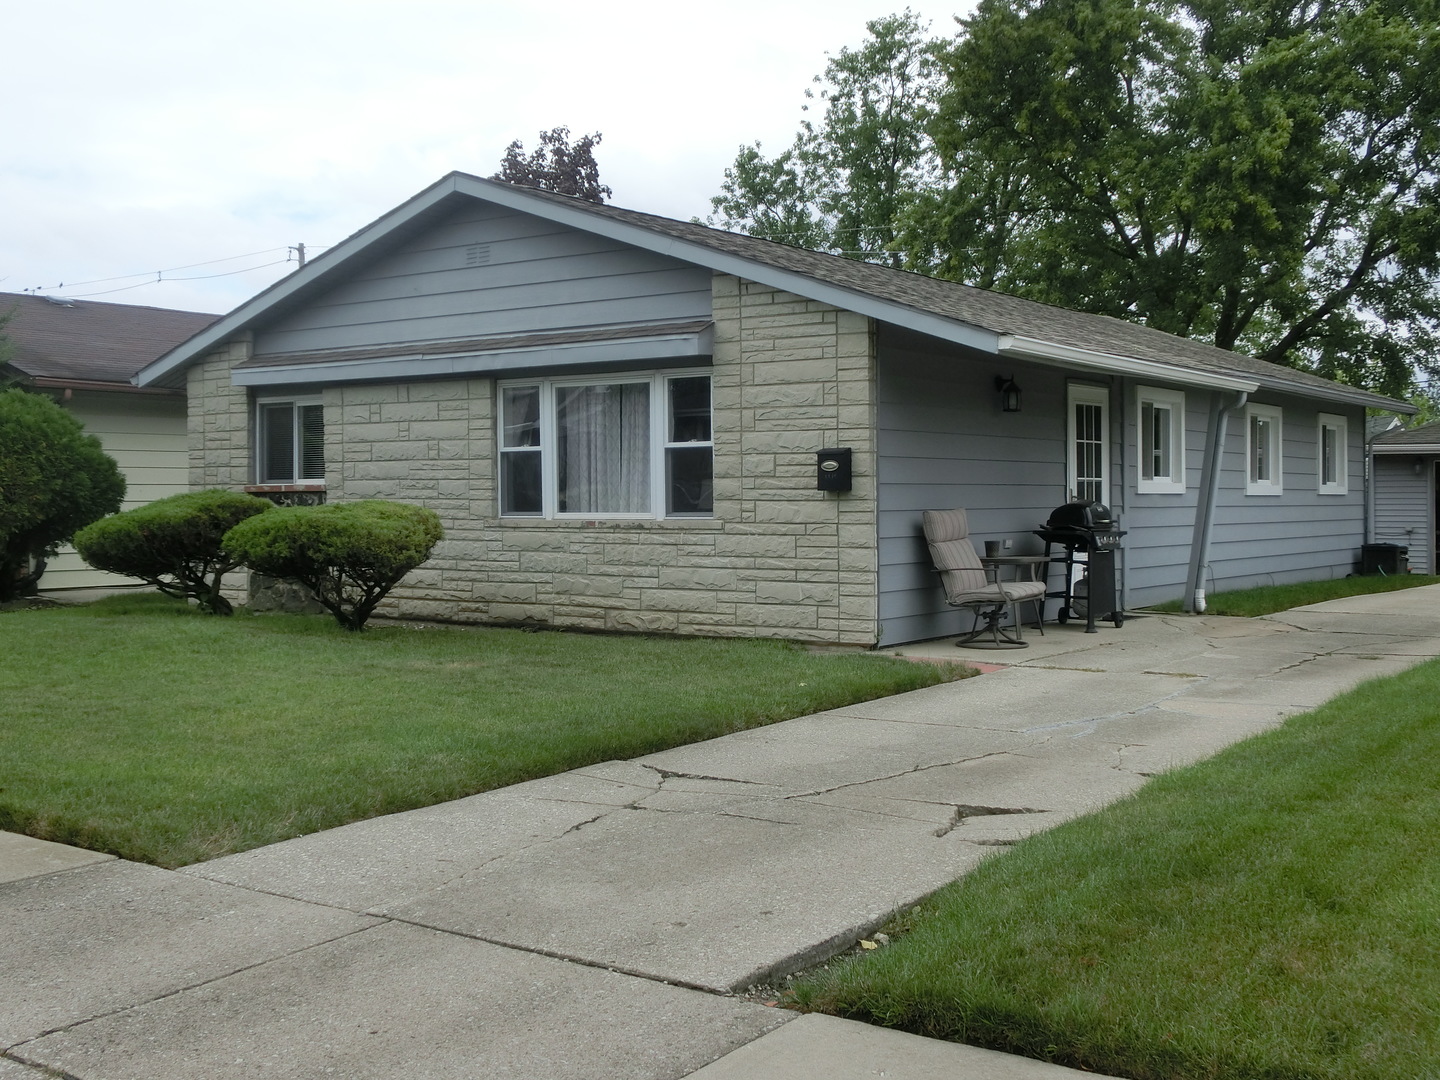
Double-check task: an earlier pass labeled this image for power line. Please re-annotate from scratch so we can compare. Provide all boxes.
[20,243,330,300]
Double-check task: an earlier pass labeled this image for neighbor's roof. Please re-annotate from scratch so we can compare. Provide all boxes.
[135,172,1412,413]
[3,292,217,391]
[1373,419,1440,453]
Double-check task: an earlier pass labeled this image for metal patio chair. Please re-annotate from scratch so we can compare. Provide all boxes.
[922,508,1047,649]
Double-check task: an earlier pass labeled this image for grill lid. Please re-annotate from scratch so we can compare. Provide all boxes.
[1047,500,1117,531]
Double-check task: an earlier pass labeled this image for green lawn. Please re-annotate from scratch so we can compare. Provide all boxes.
[1147,573,1440,617]
[791,658,1440,1080]
[0,594,962,867]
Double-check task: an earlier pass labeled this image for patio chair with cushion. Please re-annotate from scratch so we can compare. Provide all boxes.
[922,508,1047,649]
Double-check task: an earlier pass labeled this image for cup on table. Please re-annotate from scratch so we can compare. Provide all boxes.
[984,540,1001,558]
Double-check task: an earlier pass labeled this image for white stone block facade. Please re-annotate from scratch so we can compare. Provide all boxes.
[189,275,880,644]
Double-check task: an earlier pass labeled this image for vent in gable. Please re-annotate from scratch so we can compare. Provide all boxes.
[465,244,492,267]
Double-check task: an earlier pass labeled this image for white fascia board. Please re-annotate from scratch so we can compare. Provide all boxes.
[455,177,999,355]
[231,329,713,388]
[998,334,1259,393]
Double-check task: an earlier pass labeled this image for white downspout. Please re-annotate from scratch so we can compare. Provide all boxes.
[1185,390,1248,613]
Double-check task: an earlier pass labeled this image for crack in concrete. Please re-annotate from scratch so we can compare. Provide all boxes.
[933,804,1048,838]
[784,750,1013,799]
[639,764,767,786]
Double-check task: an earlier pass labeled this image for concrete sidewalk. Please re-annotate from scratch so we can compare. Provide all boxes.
[5,587,1440,1079]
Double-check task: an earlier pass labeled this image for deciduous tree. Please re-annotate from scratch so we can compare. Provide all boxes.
[709,11,941,265]
[493,126,612,203]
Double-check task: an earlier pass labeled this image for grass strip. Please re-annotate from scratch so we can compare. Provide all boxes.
[791,657,1440,1080]
[0,594,963,867]
[1146,574,1440,617]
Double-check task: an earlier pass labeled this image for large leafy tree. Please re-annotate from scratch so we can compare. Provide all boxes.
[0,388,126,600]
[492,126,612,203]
[910,0,1440,395]
[713,2,1440,396]
[708,11,941,264]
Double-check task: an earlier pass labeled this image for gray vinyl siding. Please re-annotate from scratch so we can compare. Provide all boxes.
[252,203,713,357]
[1373,456,1432,573]
[1115,381,1207,606]
[874,325,1073,645]
[1197,396,1367,595]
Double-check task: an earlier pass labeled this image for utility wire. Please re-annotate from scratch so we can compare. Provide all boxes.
[22,244,330,300]
[62,259,295,299]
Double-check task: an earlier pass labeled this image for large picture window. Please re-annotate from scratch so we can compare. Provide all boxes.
[257,398,325,485]
[499,373,713,518]
[1136,386,1185,494]
[1246,403,1283,495]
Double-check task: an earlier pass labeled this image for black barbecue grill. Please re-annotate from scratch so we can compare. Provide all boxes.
[1034,500,1127,632]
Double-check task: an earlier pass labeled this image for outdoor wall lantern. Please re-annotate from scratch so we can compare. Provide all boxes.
[995,375,1022,413]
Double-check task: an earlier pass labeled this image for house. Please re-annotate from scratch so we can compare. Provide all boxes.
[136,172,1411,645]
[1370,420,1440,574]
[2,292,217,589]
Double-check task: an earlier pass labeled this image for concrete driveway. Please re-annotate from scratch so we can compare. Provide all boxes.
[4,586,1439,1079]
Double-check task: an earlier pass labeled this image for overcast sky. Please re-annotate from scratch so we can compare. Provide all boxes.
[2,1,967,316]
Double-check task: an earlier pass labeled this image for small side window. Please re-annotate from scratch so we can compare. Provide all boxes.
[1317,413,1348,495]
[1136,386,1185,494]
[257,399,325,485]
[1246,404,1283,496]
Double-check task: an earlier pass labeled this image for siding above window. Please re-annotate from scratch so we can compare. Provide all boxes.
[1136,386,1185,494]
[1246,403,1283,496]
[1317,413,1348,495]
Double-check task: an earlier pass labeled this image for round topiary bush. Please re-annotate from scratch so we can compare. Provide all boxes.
[73,489,273,614]
[221,499,443,631]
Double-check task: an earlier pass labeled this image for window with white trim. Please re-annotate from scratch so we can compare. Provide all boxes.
[1136,386,1185,493]
[256,398,325,485]
[1317,413,1348,495]
[1246,403,1283,495]
[499,372,713,518]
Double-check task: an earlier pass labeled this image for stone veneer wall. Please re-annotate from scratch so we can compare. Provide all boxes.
[189,275,880,644]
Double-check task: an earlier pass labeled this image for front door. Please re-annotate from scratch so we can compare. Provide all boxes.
[1067,383,1109,505]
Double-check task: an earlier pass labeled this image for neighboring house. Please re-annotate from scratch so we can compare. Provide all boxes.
[1370,420,1440,574]
[2,292,217,589]
[136,173,1412,645]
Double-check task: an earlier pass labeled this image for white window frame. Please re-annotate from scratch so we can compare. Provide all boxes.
[1317,413,1348,495]
[254,395,325,486]
[1246,403,1283,496]
[497,371,714,520]
[1136,385,1186,494]
[1067,383,1110,504]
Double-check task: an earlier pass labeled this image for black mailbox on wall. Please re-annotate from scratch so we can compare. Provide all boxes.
[817,447,853,492]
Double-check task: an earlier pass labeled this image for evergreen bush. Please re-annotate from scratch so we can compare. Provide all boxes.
[74,489,272,615]
[0,388,125,600]
[222,500,442,631]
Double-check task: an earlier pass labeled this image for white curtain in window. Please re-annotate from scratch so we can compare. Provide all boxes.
[557,383,650,513]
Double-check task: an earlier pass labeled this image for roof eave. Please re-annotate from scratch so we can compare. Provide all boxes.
[997,335,1258,393]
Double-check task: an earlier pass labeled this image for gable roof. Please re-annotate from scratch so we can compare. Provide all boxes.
[135,171,1411,413]
[1373,418,1440,453]
[3,291,217,392]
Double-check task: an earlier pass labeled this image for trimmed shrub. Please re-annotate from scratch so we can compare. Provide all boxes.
[73,489,272,615]
[222,500,443,631]
[0,388,126,600]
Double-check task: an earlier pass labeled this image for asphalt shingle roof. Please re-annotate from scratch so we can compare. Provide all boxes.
[2,292,217,386]
[497,180,1405,411]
